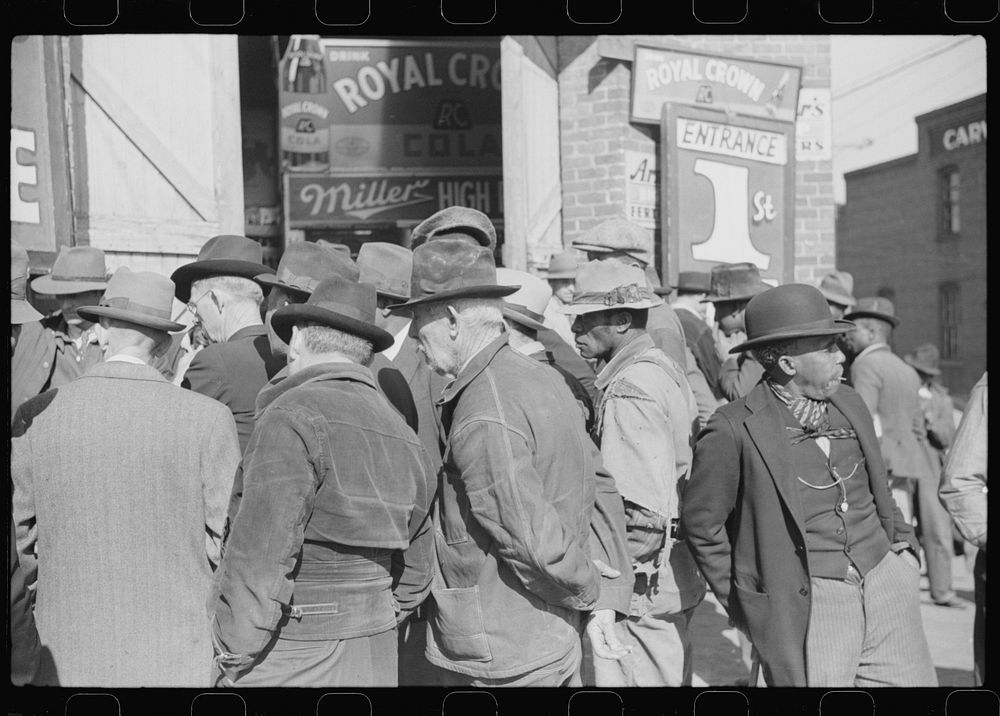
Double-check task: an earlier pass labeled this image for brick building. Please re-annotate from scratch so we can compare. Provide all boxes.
[837,94,986,399]
[553,35,835,285]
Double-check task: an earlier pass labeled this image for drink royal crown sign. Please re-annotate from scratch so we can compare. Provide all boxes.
[279,38,502,172]
[631,46,802,125]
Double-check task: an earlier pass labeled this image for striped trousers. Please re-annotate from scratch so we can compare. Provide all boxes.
[805,550,937,687]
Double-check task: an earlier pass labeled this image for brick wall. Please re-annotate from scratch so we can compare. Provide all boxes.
[838,96,986,398]
[556,35,834,283]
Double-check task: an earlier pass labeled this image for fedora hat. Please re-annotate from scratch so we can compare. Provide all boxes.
[315,239,354,259]
[388,238,518,311]
[702,262,769,303]
[571,218,653,265]
[410,206,497,250]
[496,268,552,332]
[271,276,393,353]
[845,296,900,328]
[905,343,941,376]
[675,271,712,294]
[817,270,857,308]
[31,246,109,295]
[357,242,412,301]
[729,284,855,353]
[170,235,275,303]
[11,241,43,325]
[77,267,185,332]
[560,261,664,316]
[543,250,579,280]
[255,241,359,299]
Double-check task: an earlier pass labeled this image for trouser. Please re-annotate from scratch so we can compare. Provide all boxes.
[232,628,398,687]
[974,549,986,685]
[889,475,915,525]
[437,640,581,687]
[914,470,956,602]
[804,551,937,687]
[587,608,695,687]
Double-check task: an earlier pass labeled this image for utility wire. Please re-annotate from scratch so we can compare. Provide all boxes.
[833,37,977,100]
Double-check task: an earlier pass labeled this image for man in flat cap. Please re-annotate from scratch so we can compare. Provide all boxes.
[10,246,109,419]
[842,298,938,534]
[390,238,627,686]
[211,277,435,687]
[566,261,705,686]
[703,262,770,402]
[172,234,284,452]
[12,268,242,686]
[683,284,934,687]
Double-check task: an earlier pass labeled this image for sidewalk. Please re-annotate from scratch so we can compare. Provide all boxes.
[689,553,976,686]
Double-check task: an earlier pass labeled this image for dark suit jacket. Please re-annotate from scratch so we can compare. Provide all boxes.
[10,521,41,685]
[537,326,597,406]
[182,324,285,454]
[391,336,446,472]
[681,381,918,686]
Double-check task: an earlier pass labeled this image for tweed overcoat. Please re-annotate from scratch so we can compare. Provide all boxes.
[681,380,918,686]
[11,361,241,687]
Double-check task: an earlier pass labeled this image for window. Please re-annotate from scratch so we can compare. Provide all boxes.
[939,283,961,359]
[939,167,960,237]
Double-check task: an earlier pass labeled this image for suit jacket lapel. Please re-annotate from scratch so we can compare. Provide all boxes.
[743,382,807,539]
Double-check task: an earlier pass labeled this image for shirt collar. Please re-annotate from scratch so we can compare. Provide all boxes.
[105,354,147,366]
[381,321,411,361]
[595,333,655,391]
[855,342,888,361]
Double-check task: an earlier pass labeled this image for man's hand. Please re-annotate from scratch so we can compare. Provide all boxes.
[586,609,631,661]
[593,559,621,579]
[898,548,920,572]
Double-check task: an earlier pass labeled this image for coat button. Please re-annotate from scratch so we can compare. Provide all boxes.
[799,587,809,597]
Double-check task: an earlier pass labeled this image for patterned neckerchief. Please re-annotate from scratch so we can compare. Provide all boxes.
[767,379,857,444]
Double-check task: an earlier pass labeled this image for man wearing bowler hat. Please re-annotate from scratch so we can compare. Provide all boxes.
[682,284,934,687]
[703,262,770,402]
[10,246,109,419]
[389,238,626,686]
[12,268,242,686]
[172,234,283,452]
[565,261,705,686]
[904,343,965,609]
[842,298,938,532]
[211,277,436,687]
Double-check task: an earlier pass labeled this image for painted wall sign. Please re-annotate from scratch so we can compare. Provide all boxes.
[662,104,795,286]
[795,88,832,161]
[286,172,503,226]
[631,46,802,125]
[930,116,987,155]
[625,150,659,228]
[11,36,69,254]
[303,39,502,170]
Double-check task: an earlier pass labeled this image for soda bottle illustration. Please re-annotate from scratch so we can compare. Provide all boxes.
[280,35,331,172]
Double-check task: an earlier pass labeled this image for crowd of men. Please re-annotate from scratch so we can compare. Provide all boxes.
[9,208,987,688]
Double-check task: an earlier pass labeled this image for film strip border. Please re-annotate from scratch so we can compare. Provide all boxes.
[13,0,1000,30]
[7,687,1000,714]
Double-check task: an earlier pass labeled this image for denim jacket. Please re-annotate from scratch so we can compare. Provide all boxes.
[211,362,436,667]
[425,337,603,679]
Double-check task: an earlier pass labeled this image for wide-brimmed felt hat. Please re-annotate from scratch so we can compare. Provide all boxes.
[388,238,518,311]
[817,270,857,308]
[410,206,497,250]
[171,235,274,302]
[315,239,354,259]
[271,276,393,353]
[729,283,855,353]
[496,268,552,332]
[845,296,900,328]
[255,241,359,299]
[571,218,653,265]
[542,250,579,280]
[77,267,185,332]
[675,271,712,294]
[31,246,109,295]
[11,241,43,325]
[560,261,664,316]
[905,343,942,376]
[702,262,770,303]
[357,242,412,301]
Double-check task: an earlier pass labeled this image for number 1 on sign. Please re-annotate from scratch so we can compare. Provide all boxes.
[690,158,771,269]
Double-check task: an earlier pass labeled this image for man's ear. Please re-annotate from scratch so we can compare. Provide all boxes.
[614,311,632,334]
[445,305,461,339]
[288,324,303,362]
[777,354,797,377]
